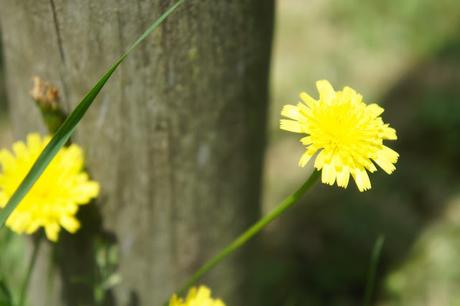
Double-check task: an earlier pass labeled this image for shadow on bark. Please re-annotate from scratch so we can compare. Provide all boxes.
[53,199,119,306]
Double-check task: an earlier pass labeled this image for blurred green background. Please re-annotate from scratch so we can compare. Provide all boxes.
[260,1,460,306]
[1,0,460,305]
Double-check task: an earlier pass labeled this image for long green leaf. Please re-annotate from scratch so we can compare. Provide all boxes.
[0,0,185,227]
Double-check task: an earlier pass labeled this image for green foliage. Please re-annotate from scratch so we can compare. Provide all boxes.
[0,279,13,306]
[94,239,120,305]
[384,197,460,306]
[0,231,26,306]
[332,0,460,54]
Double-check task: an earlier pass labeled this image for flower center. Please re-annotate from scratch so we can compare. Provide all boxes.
[313,102,364,151]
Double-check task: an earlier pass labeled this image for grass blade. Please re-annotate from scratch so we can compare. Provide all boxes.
[0,0,185,228]
[363,235,385,306]
[0,279,13,306]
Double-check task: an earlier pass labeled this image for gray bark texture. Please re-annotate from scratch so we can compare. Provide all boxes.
[0,1,274,306]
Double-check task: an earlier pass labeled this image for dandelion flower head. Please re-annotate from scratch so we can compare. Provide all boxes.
[169,286,225,306]
[0,133,100,241]
[280,80,398,191]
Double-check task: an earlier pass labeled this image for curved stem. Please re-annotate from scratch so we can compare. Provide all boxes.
[18,235,41,306]
[174,170,320,300]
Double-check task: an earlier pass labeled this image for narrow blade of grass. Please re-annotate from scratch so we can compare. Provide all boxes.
[0,279,13,306]
[363,235,385,306]
[0,0,185,228]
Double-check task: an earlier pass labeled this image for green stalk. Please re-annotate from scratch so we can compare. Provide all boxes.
[363,235,385,306]
[18,236,41,306]
[173,170,320,301]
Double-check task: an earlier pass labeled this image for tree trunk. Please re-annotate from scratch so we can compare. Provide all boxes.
[0,1,274,306]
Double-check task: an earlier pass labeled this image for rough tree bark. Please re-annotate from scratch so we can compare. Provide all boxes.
[0,1,274,306]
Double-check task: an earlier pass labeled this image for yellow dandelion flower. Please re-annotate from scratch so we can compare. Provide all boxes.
[280,80,398,192]
[0,133,100,241]
[169,286,225,306]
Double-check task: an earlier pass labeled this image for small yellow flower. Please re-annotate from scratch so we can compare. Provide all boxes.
[169,286,225,306]
[0,133,100,241]
[280,80,398,192]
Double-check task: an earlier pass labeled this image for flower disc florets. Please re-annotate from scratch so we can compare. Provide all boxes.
[280,80,398,191]
[0,133,100,241]
[169,286,225,306]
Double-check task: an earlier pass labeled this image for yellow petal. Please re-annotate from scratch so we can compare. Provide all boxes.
[45,223,60,242]
[12,142,28,159]
[314,149,332,170]
[73,180,100,203]
[364,160,377,173]
[26,133,44,152]
[321,164,336,186]
[0,150,15,169]
[368,104,384,118]
[298,151,313,167]
[352,168,371,192]
[382,125,397,140]
[336,167,350,188]
[25,222,40,234]
[300,92,317,108]
[296,102,311,117]
[300,136,313,146]
[373,146,399,174]
[169,295,181,306]
[0,192,8,208]
[61,215,80,233]
[281,104,301,121]
[280,119,303,133]
[316,80,335,103]
[341,86,360,104]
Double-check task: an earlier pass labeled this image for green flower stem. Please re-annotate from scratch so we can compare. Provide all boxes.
[363,235,385,306]
[18,235,41,306]
[175,170,320,298]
